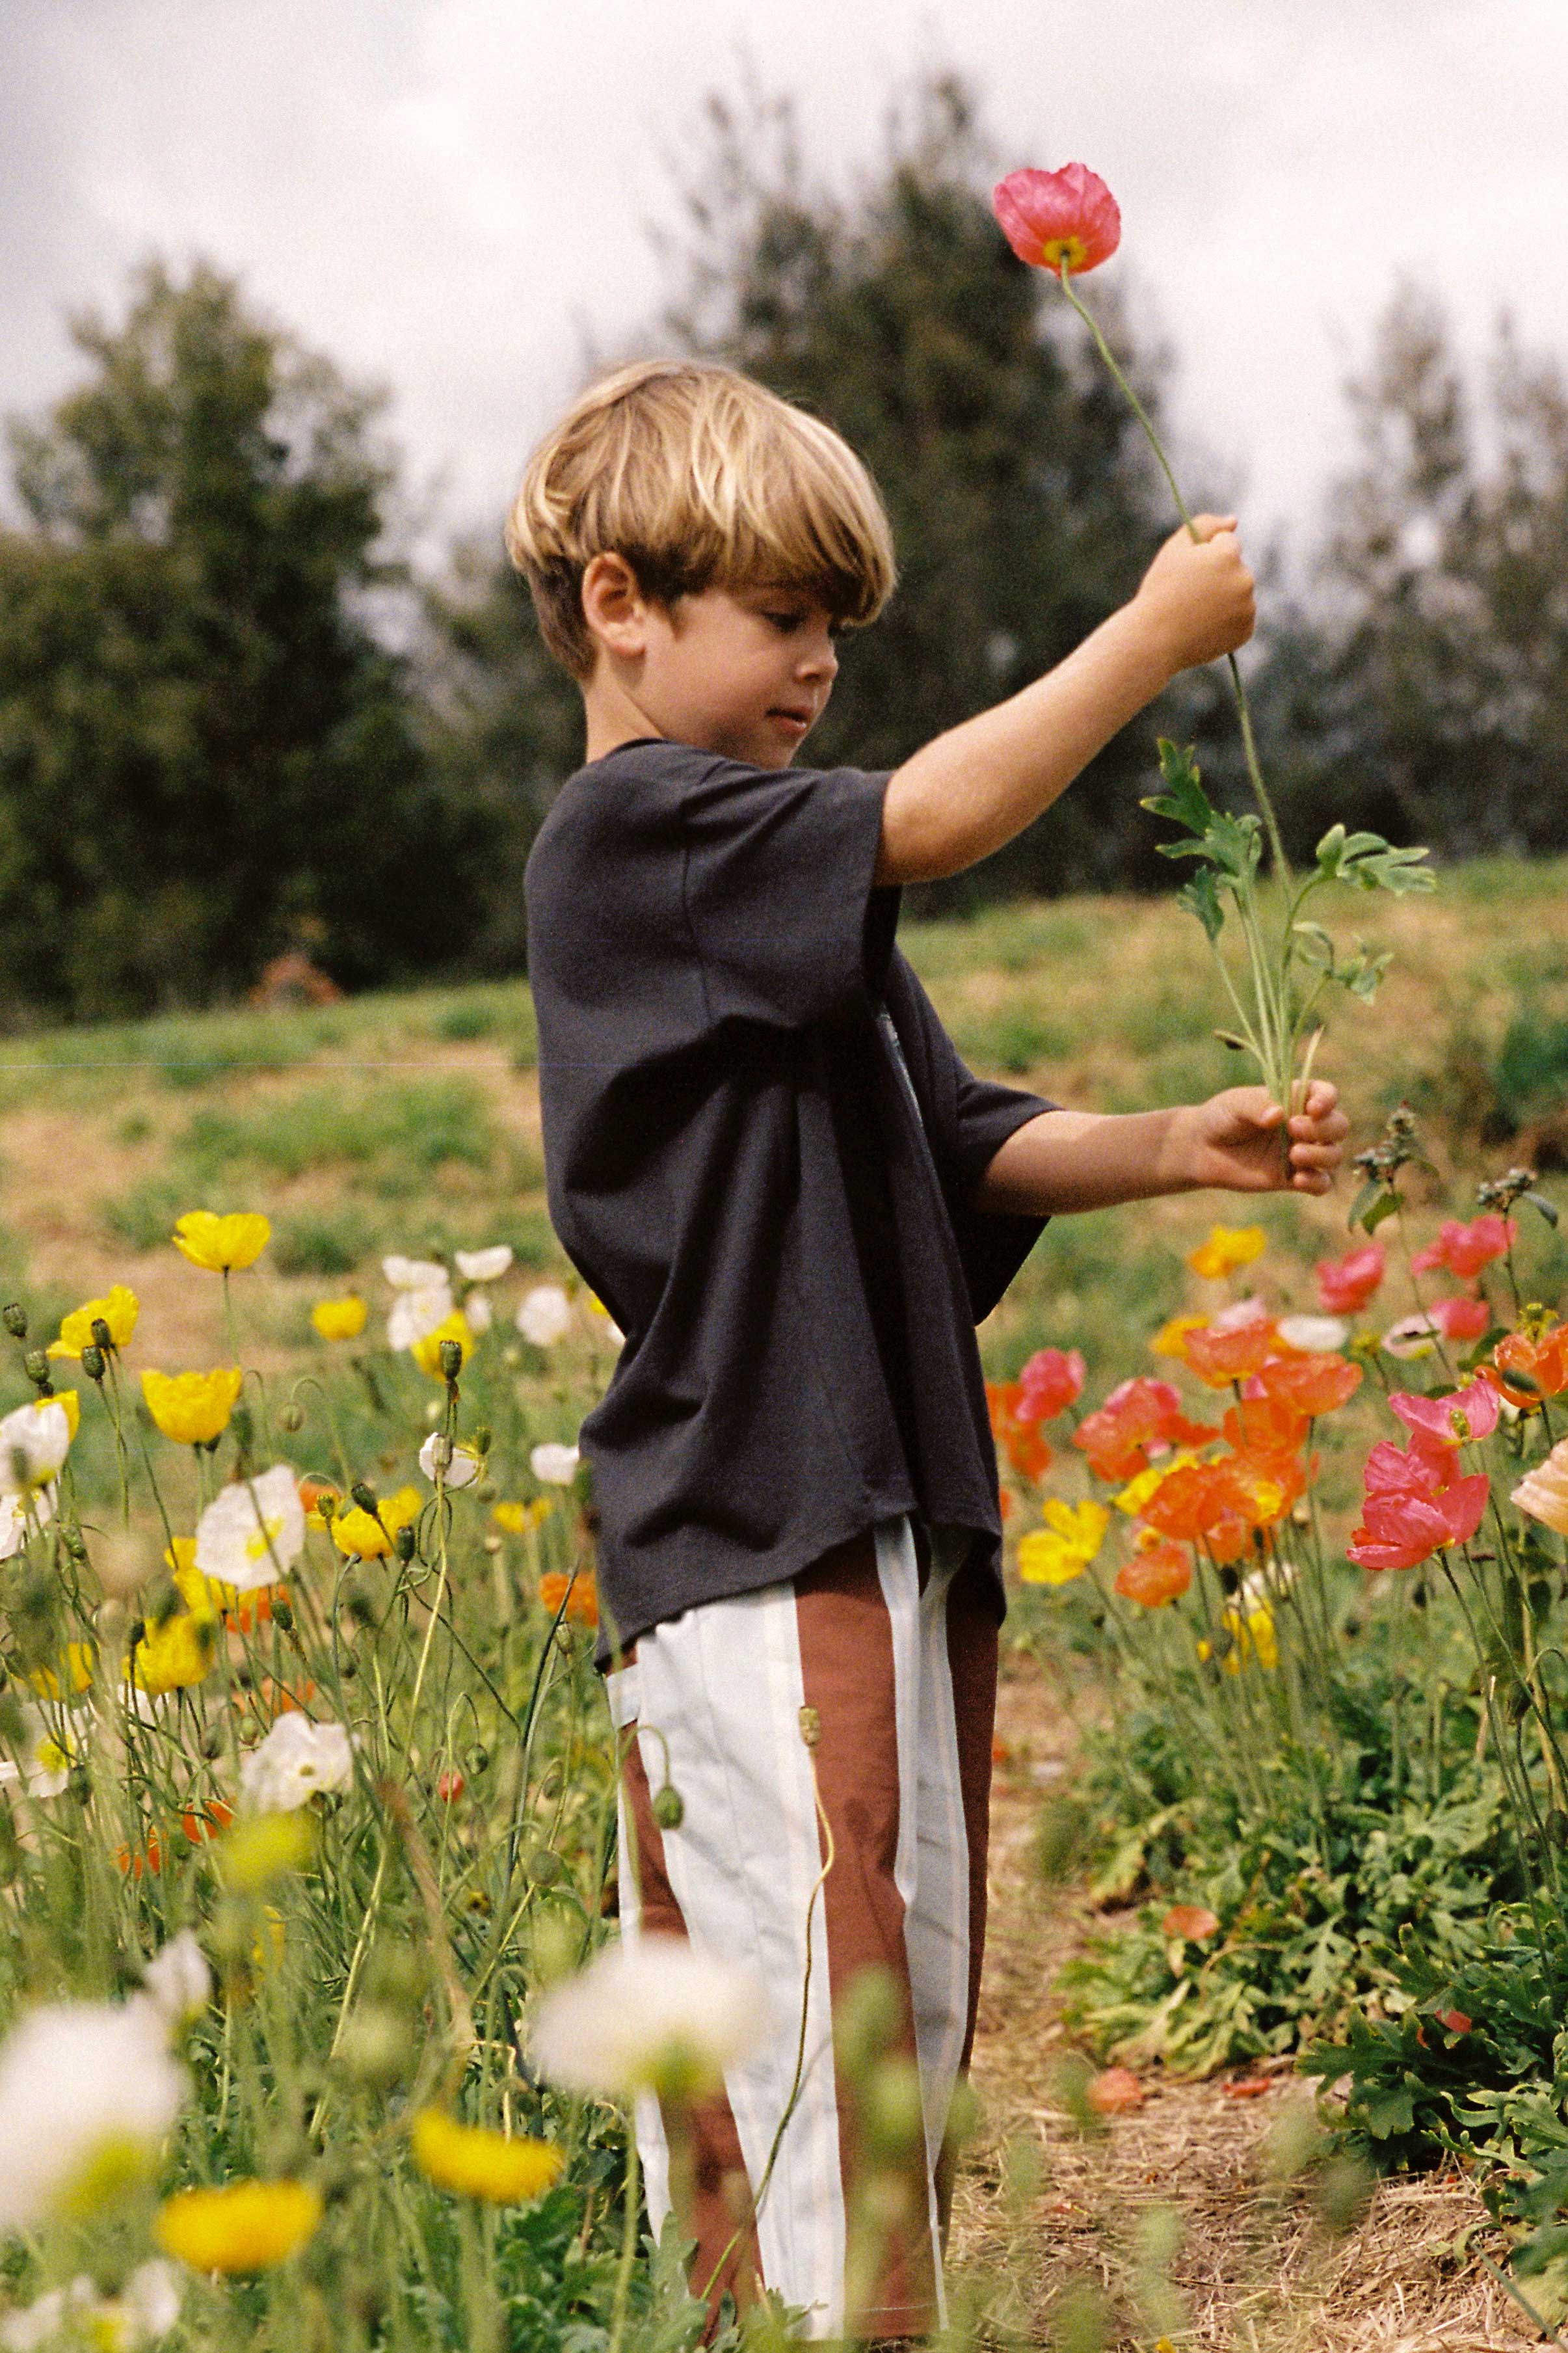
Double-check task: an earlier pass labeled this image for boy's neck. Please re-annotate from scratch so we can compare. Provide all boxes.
[581,668,665,766]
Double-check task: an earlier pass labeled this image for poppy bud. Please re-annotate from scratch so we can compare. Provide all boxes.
[1,1304,25,1339]
[526,1847,563,1887]
[90,1318,113,1354]
[652,1782,684,1831]
[127,1619,146,1650]
[438,1339,463,1383]
[271,1600,294,1633]
[278,1403,304,1433]
[351,1481,379,1515]
[80,1345,106,1383]
[60,1529,87,1564]
[339,1654,358,1679]
[23,1349,49,1387]
[67,1765,92,1806]
[471,1425,492,1457]
[393,1526,416,1564]
[464,1744,489,1777]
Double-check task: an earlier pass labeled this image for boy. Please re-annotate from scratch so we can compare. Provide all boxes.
[514,359,1346,2343]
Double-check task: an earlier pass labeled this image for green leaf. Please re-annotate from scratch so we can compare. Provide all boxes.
[1526,1192,1560,1230]
[1145,739,1217,839]
[1359,2082,1417,2140]
[1177,867,1225,943]
[1293,921,1336,972]
[1349,1179,1398,1235]
[1363,1191,1401,1234]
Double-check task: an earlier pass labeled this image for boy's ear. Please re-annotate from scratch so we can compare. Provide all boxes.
[581,552,650,658]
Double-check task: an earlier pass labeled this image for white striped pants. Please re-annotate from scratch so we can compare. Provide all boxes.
[607,1518,998,2342]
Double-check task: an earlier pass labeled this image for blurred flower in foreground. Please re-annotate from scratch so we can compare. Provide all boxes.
[130,1599,219,1699]
[516,1284,573,1347]
[172,1212,271,1273]
[310,1295,367,1342]
[0,2002,185,2227]
[239,1715,353,1812]
[455,1245,513,1284]
[1016,1498,1108,1586]
[1315,1242,1385,1316]
[388,1282,456,1354]
[48,1284,139,1360]
[1513,1439,1568,1539]
[530,1442,580,1486]
[0,1485,56,1562]
[140,1367,244,1447]
[410,1311,473,1378]
[0,2261,181,2352]
[0,1397,73,1492]
[330,1485,421,1559]
[419,1434,481,1488]
[1187,1225,1267,1280]
[992,163,1121,277]
[137,1931,213,2036]
[494,1498,552,1536]
[155,2179,321,2273]
[411,2110,563,2203]
[0,1704,80,1797]
[532,1935,772,2101]
[539,1568,598,1627]
[196,1465,306,1591]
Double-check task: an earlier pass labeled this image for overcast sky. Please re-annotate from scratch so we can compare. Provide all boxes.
[5,0,1566,570]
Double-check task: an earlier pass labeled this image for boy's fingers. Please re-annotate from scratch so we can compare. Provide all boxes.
[1190,513,1239,542]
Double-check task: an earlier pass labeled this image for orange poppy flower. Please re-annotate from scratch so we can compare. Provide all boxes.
[1221,1397,1309,1458]
[1181,1320,1279,1390]
[539,1568,598,1628]
[1074,1377,1217,1482]
[1162,1904,1219,1941]
[986,1380,1053,1480]
[116,1833,164,1878]
[182,1801,235,1845]
[1488,1323,1568,1409]
[992,164,1122,278]
[1114,1542,1191,1607]
[1256,1352,1362,1417]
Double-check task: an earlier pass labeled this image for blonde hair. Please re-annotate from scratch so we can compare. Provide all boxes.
[505,358,897,680]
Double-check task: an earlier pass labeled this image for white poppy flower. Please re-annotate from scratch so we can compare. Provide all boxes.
[0,1400,72,1496]
[532,1935,773,2100]
[3,2255,182,2350]
[239,1713,354,1812]
[0,1703,81,1799]
[464,1290,494,1335]
[137,1930,212,2034]
[1211,1295,1270,1333]
[1382,1312,1441,1361]
[382,1255,447,1291]
[0,2002,185,2229]
[418,1433,481,1489]
[388,1282,455,1352]
[194,1465,304,1593]
[516,1285,573,1347]
[1276,1314,1349,1354]
[0,1482,55,1563]
[529,1442,580,1486]
[455,1245,512,1283]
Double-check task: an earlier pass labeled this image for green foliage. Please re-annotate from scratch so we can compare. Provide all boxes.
[179,1078,501,1185]
[0,262,499,1018]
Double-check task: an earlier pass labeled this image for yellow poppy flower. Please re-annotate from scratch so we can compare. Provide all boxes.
[172,1211,272,1273]
[1199,1605,1279,1674]
[409,1310,473,1379]
[1016,1498,1109,1587]
[410,2111,564,2204]
[155,2179,322,2272]
[28,1639,98,1701]
[330,1485,421,1560]
[1151,1314,1208,1360]
[47,1285,139,1360]
[220,1810,314,1891]
[492,1498,553,1536]
[1186,1226,1267,1280]
[310,1295,367,1341]
[140,1366,245,1445]
[131,1607,219,1697]
[48,1390,81,1440]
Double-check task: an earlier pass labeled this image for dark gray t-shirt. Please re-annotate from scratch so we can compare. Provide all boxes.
[524,738,1053,1659]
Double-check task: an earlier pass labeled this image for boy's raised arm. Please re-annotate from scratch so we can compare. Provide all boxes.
[874,517,1256,885]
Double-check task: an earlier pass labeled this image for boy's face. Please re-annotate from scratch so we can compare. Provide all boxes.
[582,564,840,770]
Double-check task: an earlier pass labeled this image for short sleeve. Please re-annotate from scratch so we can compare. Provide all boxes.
[679,756,897,1029]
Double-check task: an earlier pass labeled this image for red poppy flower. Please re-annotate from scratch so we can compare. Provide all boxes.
[1429,1293,1492,1343]
[1411,1215,1516,1282]
[1315,1243,1386,1316]
[1181,1319,1279,1390]
[1017,1346,1087,1423]
[1074,1377,1217,1481]
[540,1568,599,1627]
[1487,1322,1568,1408]
[1114,1540,1191,1607]
[437,1769,466,1803]
[986,1380,1053,1480]
[1347,1435,1491,1571]
[181,1801,234,1846]
[1256,1352,1362,1418]
[993,165,1121,278]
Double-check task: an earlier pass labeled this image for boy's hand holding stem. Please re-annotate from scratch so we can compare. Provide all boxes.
[875,519,1356,1214]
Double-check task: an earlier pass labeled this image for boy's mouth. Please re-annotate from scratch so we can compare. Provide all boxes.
[767,708,813,733]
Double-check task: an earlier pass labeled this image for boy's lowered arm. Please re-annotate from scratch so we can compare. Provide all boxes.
[873,517,1255,886]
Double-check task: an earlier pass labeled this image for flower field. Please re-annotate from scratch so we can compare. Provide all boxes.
[2,861,1567,2348]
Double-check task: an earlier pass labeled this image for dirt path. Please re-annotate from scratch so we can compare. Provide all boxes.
[949,1653,1536,2351]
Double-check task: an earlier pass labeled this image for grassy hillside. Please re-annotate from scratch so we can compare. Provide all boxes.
[7,855,1567,1397]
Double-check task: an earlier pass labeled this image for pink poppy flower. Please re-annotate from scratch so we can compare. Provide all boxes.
[1389,1378,1501,1449]
[1017,1347,1086,1424]
[992,165,1121,278]
[1411,1216,1516,1283]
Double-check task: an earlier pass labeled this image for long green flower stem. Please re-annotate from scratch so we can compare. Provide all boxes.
[1056,262,1292,890]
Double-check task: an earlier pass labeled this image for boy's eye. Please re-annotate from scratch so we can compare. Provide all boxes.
[764,612,802,632]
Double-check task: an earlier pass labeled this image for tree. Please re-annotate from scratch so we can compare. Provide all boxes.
[1261,283,1568,862]
[0,260,491,1019]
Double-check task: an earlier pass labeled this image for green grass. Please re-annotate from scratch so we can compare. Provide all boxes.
[179,1078,501,1185]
